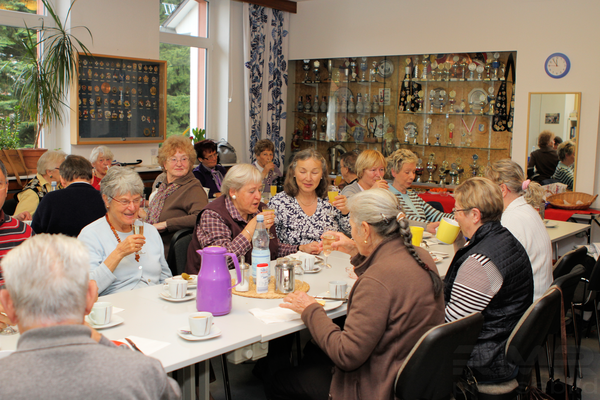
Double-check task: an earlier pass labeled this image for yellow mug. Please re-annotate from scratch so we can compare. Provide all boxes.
[436,217,461,244]
[409,226,424,247]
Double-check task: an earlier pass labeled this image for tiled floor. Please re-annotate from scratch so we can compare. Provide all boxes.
[208,334,600,400]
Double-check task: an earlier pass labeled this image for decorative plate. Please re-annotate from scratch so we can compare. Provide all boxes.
[429,87,448,110]
[377,59,394,78]
[374,115,390,138]
[468,88,488,111]
[334,87,353,101]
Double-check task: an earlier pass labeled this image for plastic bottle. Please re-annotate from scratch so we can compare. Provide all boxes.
[256,263,270,293]
[251,215,270,279]
[51,181,57,192]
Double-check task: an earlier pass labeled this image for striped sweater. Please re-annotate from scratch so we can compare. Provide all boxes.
[391,188,454,223]
[0,211,34,285]
[551,162,574,191]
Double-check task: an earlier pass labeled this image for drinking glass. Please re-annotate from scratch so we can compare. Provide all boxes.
[0,325,18,336]
[133,219,145,255]
[270,185,277,197]
[327,185,339,204]
[322,233,335,269]
[263,209,276,239]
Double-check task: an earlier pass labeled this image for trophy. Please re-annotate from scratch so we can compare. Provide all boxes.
[313,60,321,83]
[452,56,460,81]
[434,133,441,146]
[406,94,413,113]
[469,99,475,114]
[438,63,445,81]
[415,159,424,183]
[302,60,311,83]
[444,62,451,81]
[448,90,456,113]
[350,58,357,82]
[439,161,449,186]
[416,90,425,112]
[343,60,350,82]
[426,153,438,183]
[479,94,487,115]
[484,60,491,81]
[459,99,467,113]
[476,65,484,80]
[429,90,435,113]
[370,61,378,82]
[469,154,480,177]
[455,158,464,185]
[430,61,438,81]
[460,59,467,81]
[422,55,429,80]
[403,122,411,143]
[327,59,333,82]
[468,62,476,81]
[424,118,432,145]
[319,117,327,141]
[413,56,420,80]
[360,57,368,82]
[438,90,446,113]
[499,62,506,81]
[487,87,495,115]
[449,163,458,185]
[447,123,454,146]
[334,66,341,83]
[310,116,318,139]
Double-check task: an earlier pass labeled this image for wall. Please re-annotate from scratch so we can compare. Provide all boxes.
[288,0,600,197]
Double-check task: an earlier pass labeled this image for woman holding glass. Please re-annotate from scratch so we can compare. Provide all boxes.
[340,149,388,198]
[268,149,350,246]
[78,167,171,296]
[147,136,208,256]
[89,145,114,190]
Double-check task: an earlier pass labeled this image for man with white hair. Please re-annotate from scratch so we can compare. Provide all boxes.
[0,234,181,399]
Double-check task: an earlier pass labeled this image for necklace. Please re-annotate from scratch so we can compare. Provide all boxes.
[296,196,317,207]
[105,214,139,262]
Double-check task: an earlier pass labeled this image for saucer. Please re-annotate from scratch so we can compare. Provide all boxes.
[177,325,222,341]
[160,290,196,302]
[303,265,323,274]
[544,219,558,228]
[166,275,197,289]
[85,314,124,330]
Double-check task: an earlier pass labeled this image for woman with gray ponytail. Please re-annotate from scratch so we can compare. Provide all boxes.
[274,189,444,400]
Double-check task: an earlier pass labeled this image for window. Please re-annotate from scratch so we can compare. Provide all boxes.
[0,0,38,14]
[159,0,208,38]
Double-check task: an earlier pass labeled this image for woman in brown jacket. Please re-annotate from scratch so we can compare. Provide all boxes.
[147,136,208,257]
[275,188,445,400]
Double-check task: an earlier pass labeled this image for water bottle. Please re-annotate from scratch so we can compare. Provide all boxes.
[251,215,270,279]
[51,181,57,192]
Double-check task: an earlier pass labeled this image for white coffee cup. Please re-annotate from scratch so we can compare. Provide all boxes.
[299,252,315,271]
[168,280,188,299]
[189,312,213,337]
[89,302,113,326]
[329,281,348,299]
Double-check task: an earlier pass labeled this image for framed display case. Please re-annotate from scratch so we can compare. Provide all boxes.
[292,52,516,187]
[72,53,167,145]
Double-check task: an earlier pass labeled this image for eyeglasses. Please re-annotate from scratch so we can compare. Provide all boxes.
[0,181,6,188]
[109,195,142,207]
[167,156,189,164]
[452,207,473,214]
[203,153,218,160]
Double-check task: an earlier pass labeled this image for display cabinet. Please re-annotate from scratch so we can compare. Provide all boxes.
[292,52,516,186]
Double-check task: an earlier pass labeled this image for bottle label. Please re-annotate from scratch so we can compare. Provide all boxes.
[251,249,270,278]
[256,265,270,293]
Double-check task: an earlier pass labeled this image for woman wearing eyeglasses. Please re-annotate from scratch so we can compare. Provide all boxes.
[78,167,172,295]
[193,139,227,198]
[147,136,208,256]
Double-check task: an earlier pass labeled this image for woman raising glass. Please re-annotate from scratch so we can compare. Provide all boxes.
[340,149,388,198]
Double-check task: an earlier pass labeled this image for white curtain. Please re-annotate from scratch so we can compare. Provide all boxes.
[243,4,289,169]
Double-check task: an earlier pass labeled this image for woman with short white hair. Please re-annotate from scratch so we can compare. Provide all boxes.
[78,167,171,295]
[89,145,114,190]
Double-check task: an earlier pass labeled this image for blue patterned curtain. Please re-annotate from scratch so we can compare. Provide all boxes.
[243,4,289,169]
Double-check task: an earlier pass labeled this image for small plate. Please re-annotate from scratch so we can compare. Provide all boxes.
[159,291,196,302]
[177,325,222,341]
[378,59,394,78]
[85,314,124,330]
[423,232,433,239]
[303,265,323,274]
[315,292,345,311]
[166,275,198,288]
[544,219,558,228]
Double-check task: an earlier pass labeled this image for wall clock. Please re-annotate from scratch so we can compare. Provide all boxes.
[545,53,571,79]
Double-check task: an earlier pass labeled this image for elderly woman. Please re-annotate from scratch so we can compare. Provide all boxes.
[552,140,576,190]
[78,167,171,295]
[89,145,114,190]
[388,149,453,233]
[268,149,350,245]
[274,189,444,400]
[186,164,320,273]
[486,159,552,301]
[340,149,388,198]
[148,136,208,256]
[528,130,559,183]
[193,139,227,198]
[444,177,533,383]
[14,150,66,217]
[253,139,282,193]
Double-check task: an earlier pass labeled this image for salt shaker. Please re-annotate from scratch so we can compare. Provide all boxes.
[237,256,250,292]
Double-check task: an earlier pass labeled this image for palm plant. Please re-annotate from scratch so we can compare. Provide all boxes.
[15,0,92,148]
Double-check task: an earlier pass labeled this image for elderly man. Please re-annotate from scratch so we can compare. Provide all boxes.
[32,155,106,237]
[0,234,181,399]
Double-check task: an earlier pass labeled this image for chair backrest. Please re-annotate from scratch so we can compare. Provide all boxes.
[505,287,562,372]
[586,257,600,292]
[553,246,588,280]
[427,201,445,213]
[394,313,484,400]
[166,228,194,276]
[548,265,586,334]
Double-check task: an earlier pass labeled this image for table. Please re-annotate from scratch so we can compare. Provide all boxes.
[0,251,354,400]
[544,207,600,222]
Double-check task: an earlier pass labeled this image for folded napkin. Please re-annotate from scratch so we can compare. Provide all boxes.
[249,306,301,324]
[116,336,170,355]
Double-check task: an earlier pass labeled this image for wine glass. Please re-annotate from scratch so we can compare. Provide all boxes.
[263,208,276,239]
[0,324,18,335]
[133,219,145,255]
[322,232,335,269]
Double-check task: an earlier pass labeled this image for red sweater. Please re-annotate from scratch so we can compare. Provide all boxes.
[0,211,34,285]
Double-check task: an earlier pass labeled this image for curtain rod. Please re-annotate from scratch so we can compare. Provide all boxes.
[231,0,297,14]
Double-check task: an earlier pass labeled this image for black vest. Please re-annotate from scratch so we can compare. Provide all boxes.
[186,196,279,274]
[444,221,533,382]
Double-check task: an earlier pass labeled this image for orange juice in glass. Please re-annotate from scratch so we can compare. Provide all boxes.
[328,185,339,203]
[270,185,277,197]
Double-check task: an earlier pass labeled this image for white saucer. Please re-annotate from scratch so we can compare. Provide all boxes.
[159,291,196,302]
[177,325,222,341]
[315,291,345,311]
[544,219,558,228]
[85,314,125,330]
[303,265,323,274]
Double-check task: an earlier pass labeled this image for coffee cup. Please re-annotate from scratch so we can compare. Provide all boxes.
[409,226,424,247]
[168,280,188,299]
[436,217,461,244]
[299,252,315,271]
[88,302,113,326]
[329,281,347,299]
[189,312,213,337]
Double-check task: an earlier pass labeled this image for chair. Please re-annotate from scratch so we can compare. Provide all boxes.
[427,201,445,213]
[2,198,17,216]
[166,228,194,276]
[394,313,484,400]
[477,287,562,400]
[552,246,588,280]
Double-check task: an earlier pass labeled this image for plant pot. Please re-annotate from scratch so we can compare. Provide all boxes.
[0,148,47,186]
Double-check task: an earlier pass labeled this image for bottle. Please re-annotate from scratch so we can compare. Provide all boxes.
[320,96,327,113]
[347,95,355,113]
[355,93,363,113]
[251,215,270,279]
[237,256,249,292]
[363,93,371,113]
[304,95,311,112]
[312,96,319,112]
[297,96,303,112]
[51,181,57,192]
[372,95,380,113]
[256,263,270,294]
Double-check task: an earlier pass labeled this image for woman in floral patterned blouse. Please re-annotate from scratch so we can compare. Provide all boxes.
[268,149,351,245]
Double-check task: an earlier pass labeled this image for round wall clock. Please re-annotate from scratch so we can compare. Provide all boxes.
[545,53,571,79]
